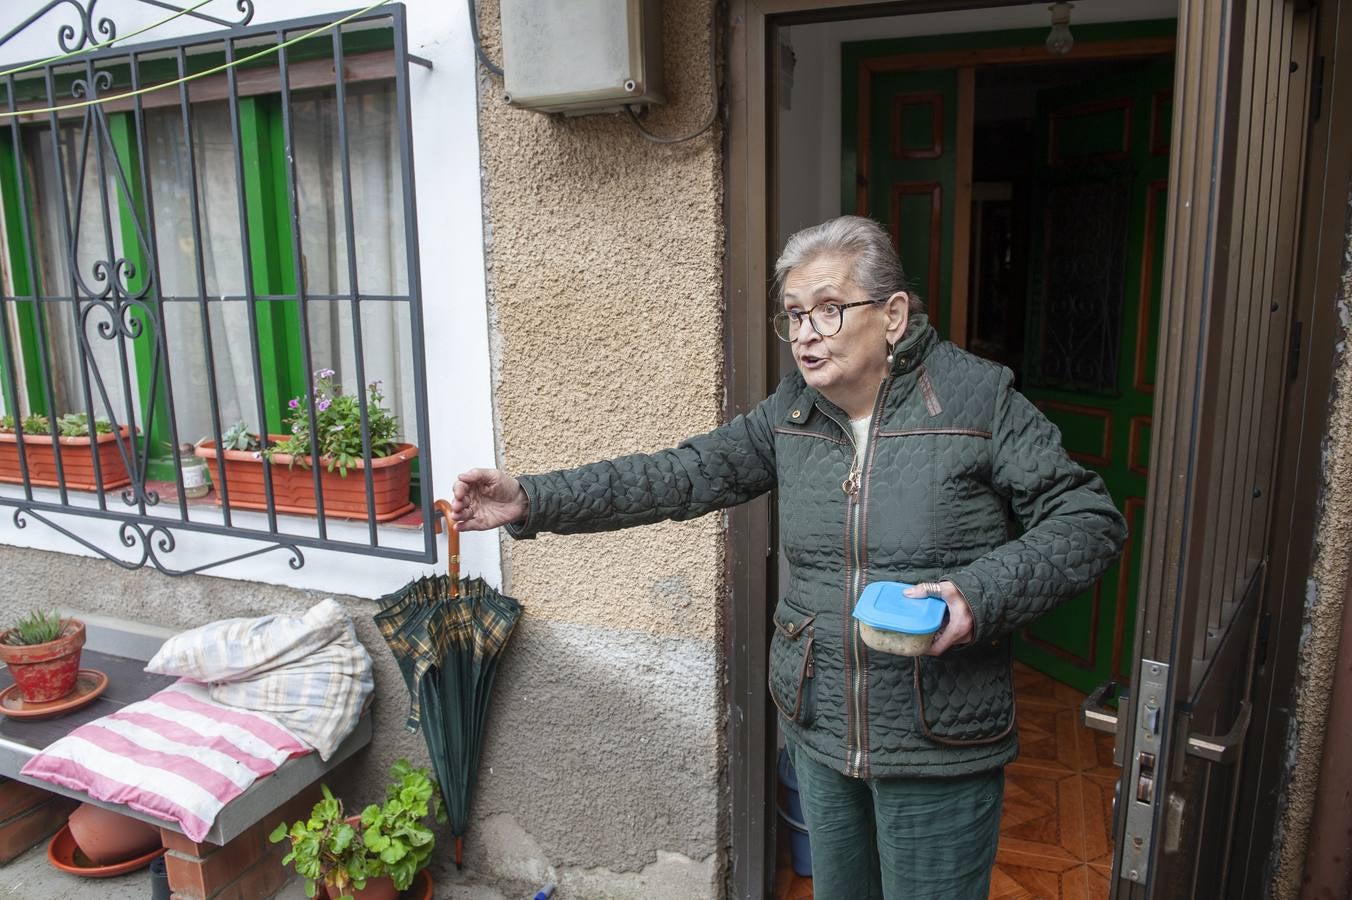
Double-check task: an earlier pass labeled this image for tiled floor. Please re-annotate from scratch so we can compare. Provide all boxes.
[775,663,1118,900]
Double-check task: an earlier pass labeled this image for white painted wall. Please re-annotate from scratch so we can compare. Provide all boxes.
[0,0,498,598]
[775,0,1179,248]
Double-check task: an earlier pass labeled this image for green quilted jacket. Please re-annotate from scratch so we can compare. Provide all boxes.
[508,316,1126,777]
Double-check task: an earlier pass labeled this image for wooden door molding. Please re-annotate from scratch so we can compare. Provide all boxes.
[887,180,944,322]
[853,36,1176,228]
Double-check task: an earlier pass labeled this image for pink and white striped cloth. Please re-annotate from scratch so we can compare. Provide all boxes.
[20,680,308,842]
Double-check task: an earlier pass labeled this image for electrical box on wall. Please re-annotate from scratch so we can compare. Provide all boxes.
[499,0,664,115]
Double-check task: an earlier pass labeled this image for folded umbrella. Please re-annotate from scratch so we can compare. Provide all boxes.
[375,500,522,869]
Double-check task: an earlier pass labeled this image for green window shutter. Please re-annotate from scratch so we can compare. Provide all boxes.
[238,95,302,435]
[107,112,178,479]
[0,136,50,418]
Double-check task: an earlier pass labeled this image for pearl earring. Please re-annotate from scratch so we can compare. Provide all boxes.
[886,341,897,367]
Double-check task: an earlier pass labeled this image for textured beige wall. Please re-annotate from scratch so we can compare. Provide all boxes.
[476,0,726,641]
[469,2,729,896]
[1271,197,1352,897]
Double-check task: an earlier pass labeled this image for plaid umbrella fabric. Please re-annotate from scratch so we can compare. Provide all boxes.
[375,501,522,869]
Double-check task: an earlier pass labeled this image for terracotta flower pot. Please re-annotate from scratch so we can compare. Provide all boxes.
[0,427,133,491]
[66,803,162,866]
[310,814,435,900]
[316,868,433,899]
[348,876,398,900]
[0,619,85,702]
[194,436,416,522]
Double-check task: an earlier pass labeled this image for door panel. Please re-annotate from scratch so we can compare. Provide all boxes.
[859,68,957,335]
[1110,0,1313,896]
[1018,61,1173,695]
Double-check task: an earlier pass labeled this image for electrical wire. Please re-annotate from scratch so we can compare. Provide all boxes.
[0,0,216,81]
[0,0,393,119]
[466,0,502,77]
[625,1,721,145]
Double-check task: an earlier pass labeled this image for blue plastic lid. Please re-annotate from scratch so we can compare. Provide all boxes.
[852,581,946,634]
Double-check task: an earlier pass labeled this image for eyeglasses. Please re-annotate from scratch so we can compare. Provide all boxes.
[772,299,879,342]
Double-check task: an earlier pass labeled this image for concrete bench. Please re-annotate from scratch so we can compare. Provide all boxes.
[0,610,371,899]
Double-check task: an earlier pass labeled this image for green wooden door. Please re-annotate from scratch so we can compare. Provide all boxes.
[855,68,958,337]
[1014,61,1174,694]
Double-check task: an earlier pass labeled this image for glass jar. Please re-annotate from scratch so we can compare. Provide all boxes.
[179,443,210,499]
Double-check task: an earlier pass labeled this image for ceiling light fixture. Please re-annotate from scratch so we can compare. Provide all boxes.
[1046,2,1075,56]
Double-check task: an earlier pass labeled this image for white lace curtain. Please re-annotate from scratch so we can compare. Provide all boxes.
[148,80,413,448]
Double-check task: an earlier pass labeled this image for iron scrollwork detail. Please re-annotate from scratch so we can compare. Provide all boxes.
[13,506,305,577]
[0,1,255,56]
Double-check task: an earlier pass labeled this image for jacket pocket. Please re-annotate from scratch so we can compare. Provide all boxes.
[912,640,1015,746]
[768,599,816,725]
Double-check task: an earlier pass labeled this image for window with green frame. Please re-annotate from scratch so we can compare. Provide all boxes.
[0,31,417,488]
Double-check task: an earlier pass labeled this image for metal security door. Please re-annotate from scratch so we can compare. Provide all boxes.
[1087,1,1315,897]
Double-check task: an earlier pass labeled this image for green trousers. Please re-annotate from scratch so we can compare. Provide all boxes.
[784,738,1004,900]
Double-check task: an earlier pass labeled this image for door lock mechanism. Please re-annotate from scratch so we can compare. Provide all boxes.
[1135,751,1157,804]
[1122,659,1170,885]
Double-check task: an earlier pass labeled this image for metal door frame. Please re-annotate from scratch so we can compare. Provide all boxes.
[1229,2,1352,895]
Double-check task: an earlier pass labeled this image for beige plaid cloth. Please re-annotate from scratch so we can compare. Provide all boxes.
[145,599,374,760]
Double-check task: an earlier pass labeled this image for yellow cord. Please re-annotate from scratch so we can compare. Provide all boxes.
[0,0,217,80]
[0,0,393,120]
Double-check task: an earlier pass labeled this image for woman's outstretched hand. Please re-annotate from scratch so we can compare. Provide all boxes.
[449,468,528,531]
[904,580,975,655]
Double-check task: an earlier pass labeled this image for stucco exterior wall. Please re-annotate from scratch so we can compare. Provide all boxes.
[1270,194,1352,897]
[469,2,727,897]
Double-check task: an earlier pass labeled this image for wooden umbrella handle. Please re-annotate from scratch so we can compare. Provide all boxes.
[432,499,461,587]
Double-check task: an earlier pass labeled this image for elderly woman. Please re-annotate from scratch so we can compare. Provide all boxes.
[451,215,1125,899]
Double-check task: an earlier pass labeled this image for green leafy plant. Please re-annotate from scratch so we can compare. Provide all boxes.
[54,413,112,438]
[269,759,444,899]
[220,420,259,452]
[264,369,401,476]
[2,611,66,646]
[0,414,51,435]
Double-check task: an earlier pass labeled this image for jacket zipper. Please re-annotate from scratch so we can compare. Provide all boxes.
[819,380,891,778]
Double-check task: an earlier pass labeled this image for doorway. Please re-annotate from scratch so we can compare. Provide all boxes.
[770,15,1173,898]
[729,1,1318,898]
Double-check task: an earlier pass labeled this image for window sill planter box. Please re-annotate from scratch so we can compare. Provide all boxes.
[0,428,133,491]
[194,435,417,523]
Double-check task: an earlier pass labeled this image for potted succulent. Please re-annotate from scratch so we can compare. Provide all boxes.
[0,611,85,703]
[0,413,132,491]
[194,370,417,522]
[270,759,444,900]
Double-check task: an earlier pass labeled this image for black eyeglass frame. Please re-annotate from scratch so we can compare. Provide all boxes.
[771,298,884,342]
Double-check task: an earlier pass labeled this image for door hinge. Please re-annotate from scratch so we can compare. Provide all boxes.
[1288,320,1303,381]
[1310,56,1325,124]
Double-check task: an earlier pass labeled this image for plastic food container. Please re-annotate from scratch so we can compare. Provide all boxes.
[851,581,947,656]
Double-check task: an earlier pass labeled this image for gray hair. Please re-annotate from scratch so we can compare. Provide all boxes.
[772,215,924,314]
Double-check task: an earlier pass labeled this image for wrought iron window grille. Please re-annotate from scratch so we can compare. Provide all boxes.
[0,2,437,576]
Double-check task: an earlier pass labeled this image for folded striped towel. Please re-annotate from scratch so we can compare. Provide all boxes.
[20,680,307,842]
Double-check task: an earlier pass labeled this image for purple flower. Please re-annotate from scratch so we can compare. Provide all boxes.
[316,368,335,380]
[317,398,331,412]
[288,398,300,409]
